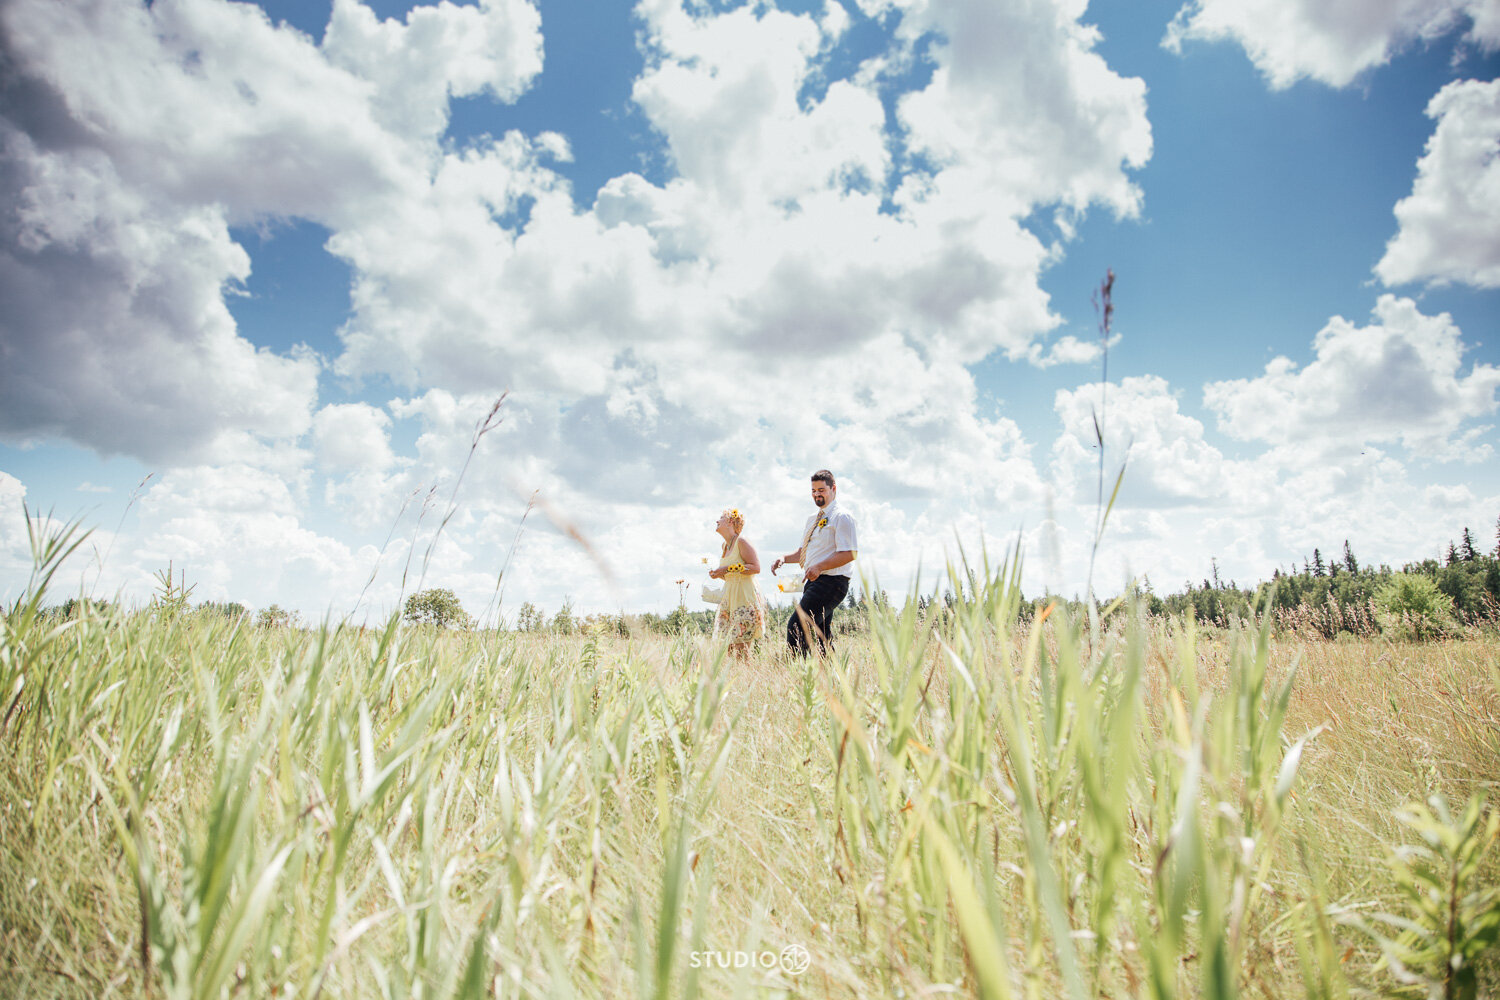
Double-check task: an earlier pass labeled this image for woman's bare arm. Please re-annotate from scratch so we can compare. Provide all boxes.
[737,538,762,575]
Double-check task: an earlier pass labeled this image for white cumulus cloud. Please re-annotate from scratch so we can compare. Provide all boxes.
[1203,295,1500,455]
[1377,78,1500,289]
[1163,0,1499,89]
[323,0,543,140]
[313,402,397,474]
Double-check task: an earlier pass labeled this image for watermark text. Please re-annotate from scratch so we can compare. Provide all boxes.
[688,944,810,976]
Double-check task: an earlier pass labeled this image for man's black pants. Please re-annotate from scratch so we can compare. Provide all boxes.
[787,574,850,656]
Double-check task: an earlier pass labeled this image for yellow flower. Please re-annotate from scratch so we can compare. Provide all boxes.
[817,516,828,529]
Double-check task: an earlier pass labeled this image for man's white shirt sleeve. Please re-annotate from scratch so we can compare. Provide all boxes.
[833,511,857,554]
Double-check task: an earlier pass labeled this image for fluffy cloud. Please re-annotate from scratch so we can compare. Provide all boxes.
[1,1,357,461]
[326,0,1153,511]
[0,0,543,463]
[1377,78,1500,289]
[1203,295,1500,455]
[1043,376,1280,594]
[1163,0,1499,89]
[125,464,378,611]
[1043,368,1498,596]
[3,0,1150,472]
[0,114,321,460]
[1053,375,1250,508]
[312,402,396,474]
[323,0,543,140]
[887,0,1152,219]
[0,472,34,592]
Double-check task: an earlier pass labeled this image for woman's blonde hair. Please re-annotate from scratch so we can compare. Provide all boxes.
[720,508,744,554]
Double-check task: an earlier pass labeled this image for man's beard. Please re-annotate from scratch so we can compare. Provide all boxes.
[814,496,828,508]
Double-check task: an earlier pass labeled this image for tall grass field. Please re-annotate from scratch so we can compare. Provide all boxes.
[3,541,1498,998]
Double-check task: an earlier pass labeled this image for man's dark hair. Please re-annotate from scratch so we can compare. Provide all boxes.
[811,469,835,487]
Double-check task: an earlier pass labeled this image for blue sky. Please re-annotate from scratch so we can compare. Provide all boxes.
[2,0,1498,620]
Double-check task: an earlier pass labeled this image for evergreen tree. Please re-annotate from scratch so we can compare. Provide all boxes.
[1460,527,1478,561]
[1342,540,1358,575]
[1312,549,1326,577]
[1446,541,1459,566]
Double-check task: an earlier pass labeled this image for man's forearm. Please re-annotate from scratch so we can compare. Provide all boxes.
[808,550,855,575]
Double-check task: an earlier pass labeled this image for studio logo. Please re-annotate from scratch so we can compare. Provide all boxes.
[688,943,810,976]
[778,943,811,975]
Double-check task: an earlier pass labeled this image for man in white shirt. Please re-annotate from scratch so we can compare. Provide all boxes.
[772,469,858,655]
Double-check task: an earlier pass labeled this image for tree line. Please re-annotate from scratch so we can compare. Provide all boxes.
[36,516,1500,643]
[1138,519,1500,640]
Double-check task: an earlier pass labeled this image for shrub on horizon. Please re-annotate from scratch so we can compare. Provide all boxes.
[255,604,297,629]
[1375,572,1456,641]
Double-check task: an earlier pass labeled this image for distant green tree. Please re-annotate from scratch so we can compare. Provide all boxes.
[403,588,473,629]
[1138,577,1166,617]
[652,605,701,635]
[1406,557,1442,577]
[515,602,543,632]
[1437,562,1488,620]
[59,596,112,619]
[197,601,248,621]
[1342,539,1358,575]
[255,605,295,629]
[1312,549,1327,578]
[551,599,576,635]
[1460,527,1478,562]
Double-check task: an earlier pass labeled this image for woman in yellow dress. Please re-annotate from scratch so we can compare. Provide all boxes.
[708,508,766,656]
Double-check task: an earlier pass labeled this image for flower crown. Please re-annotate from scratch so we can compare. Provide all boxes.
[721,508,744,530]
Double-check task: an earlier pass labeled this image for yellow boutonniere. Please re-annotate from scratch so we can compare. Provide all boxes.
[816,516,828,529]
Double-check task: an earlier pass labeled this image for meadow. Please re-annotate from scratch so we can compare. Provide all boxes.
[3,548,1498,999]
